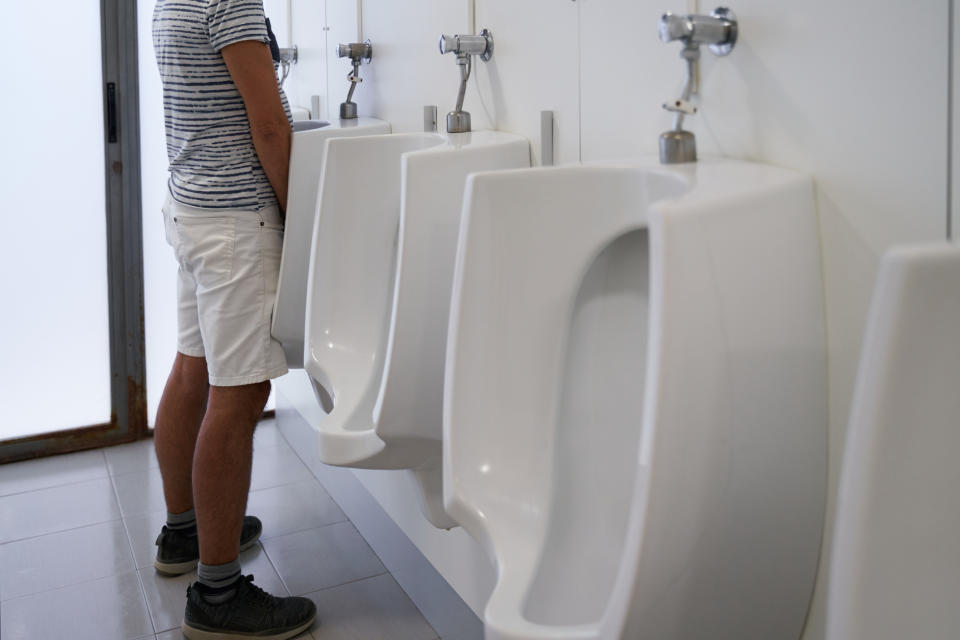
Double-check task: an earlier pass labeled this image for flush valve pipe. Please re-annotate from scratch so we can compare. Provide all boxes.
[657,7,738,164]
[337,40,372,120]
[438,29,494,133]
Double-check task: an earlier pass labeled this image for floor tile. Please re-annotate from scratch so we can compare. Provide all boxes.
[276,412,326,476]
[0,520,135,601]
[104,438,160,476]
[0,477,121,544]
[392,563,484,640]
[263,522,387,596]
[0,448,107,497]
[307,573,438,640]
[311,464,424,575]
[247,480,347,540]
[124,510,168,569]
[140,543,284,633]
[0,571,153,640]
[250,445,314,492]
[253,418,291,452]
[113,466,167,518]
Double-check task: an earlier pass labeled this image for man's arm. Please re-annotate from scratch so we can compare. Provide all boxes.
[220,40,291,213]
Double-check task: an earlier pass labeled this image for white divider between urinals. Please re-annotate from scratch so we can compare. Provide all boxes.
[303,129,530,529]
[374,132,531,528]
[304,132,446,468]
[603,161,827,640]
[444,166,690,640]
[273,117,391,368]
[825,243,960,640]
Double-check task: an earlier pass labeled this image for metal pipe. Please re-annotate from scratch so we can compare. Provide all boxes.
[454,55,471,112]
[673,47,698,131]
[345,61,360,104]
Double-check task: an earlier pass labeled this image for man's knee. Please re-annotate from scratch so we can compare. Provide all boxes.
[249,380,271,408]
[209,380,271,420]
[172,352,209,387]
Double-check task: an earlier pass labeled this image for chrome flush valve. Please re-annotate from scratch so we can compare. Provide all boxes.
[657,7,738,164]
[658,8,737,55]
[337,40,372,120]
[438,29,494,133]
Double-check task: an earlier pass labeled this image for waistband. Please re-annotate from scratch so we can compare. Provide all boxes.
[163,190,283,227]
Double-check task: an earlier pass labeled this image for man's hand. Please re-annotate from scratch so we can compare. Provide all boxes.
[221,40,291,213]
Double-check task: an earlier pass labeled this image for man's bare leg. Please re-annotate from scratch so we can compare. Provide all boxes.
[155,353,209,514]
[193,381,271,566]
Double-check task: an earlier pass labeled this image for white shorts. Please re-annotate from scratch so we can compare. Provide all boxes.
[162,192,289,386]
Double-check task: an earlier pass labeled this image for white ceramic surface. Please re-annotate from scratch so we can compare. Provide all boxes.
[272,117,390,368]
[444,158,828,639]
[290,105,311,122]
[303,132,530,493]
[826,243,960,640]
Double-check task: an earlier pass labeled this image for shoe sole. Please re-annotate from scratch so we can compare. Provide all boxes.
[155,532,262,576]
[181,613,316,640]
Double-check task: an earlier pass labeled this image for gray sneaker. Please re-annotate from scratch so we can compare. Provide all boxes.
[155,516,262,576]
[182,574,317,640]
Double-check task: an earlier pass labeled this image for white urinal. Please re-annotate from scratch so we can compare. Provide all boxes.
[444,159,828,639]
[825,243,960,640]
[272,117,390,367]
[303,130,529,525]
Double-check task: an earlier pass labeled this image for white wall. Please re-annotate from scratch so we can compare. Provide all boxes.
[285,0,330,118]
[354,0,471,132]
[279,0,954,635]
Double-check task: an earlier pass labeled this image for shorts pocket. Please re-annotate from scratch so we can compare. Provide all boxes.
[261,223,284,276]
[175,216,238,289]
[163,212,178,248]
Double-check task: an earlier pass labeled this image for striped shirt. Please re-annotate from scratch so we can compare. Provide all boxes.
[152,0,292,210]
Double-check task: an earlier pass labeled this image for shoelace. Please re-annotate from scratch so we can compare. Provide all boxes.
[239,575,280,609]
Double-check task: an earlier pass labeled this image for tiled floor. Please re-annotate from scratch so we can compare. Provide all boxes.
[0,419,441,640]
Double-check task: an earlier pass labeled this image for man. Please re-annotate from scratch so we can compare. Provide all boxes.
[150,1,316,638]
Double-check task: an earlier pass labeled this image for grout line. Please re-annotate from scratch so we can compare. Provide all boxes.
[258,539,294,596]
[257,512,352,543]
[0,517,129,549]
[0,567,142,605]
[298,570,392,597]
[0,451,112,498]
[0,473,111,499]
[112,465,159,637]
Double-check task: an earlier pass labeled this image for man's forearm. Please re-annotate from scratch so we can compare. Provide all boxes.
[219,40,293,214]
[250,119,291,214]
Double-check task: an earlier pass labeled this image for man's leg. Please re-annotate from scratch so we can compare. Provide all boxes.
[193,381,271,566]
[155,353,209,514]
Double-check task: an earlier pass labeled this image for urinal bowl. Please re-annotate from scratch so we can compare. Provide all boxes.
[302,130,530,526]
[826,243,960,640]
[272,117,390,368]
[444,159,828,640]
